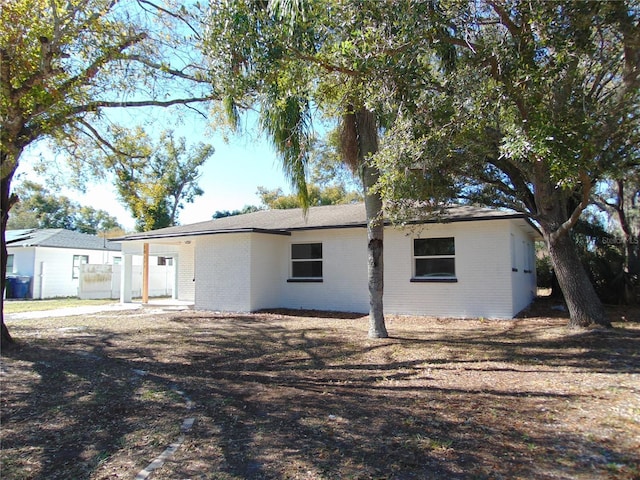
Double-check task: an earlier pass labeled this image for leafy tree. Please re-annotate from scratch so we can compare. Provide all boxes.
[7,181,77,230]
[0,0,214,345]
[255,134,363,209]
[74,206,123,235]
[211,134,361,216]
[7,181,121,233]
[307,133,363,193]
[212,205,263,219]
[572,217,627,305]
[374,0,639,328]
[593,171,640,303]
[256,184,361,210]
[75,127,214,231]
[203,0,449,337]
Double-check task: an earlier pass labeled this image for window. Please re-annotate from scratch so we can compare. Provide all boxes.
[289,243,323,282]
[113,257,122,265]
[412,237,456,282]
[72,255,89,279]
[511,234,518,272]
[6,254,14,273]
[157,256,173,266]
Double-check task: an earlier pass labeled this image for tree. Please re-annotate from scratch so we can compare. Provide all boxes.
[256,183,361,209]
[593,170,640,303]
[72,126,214,231]
[7,181,121,233]
[0,0,214,345]
[375,0,639,328]
[254,133,363,209]
[74,206,123,236]
[203,0,448,337]
[56,124,213,233]
[212,205,263,219]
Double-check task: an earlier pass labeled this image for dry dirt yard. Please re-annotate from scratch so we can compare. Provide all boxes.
[1,299,639,480]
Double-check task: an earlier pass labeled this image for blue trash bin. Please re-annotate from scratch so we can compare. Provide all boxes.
[11,276,31,299]
[5,276,17,298]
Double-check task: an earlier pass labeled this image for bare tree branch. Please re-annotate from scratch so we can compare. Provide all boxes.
[124,54,211,83]
[137,0,202,39]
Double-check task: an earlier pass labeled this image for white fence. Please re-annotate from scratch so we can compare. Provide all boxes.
[79,263,174,300]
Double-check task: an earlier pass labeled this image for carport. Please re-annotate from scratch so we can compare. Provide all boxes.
[113,236,189,304]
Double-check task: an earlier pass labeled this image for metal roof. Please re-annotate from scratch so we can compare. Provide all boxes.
[6,228,121,251]
[115,203,541,242]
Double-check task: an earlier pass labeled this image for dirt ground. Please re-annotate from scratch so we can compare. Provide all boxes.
[1,298,639,480]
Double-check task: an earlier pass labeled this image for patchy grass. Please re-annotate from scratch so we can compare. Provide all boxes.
[1,299,639,480]
[3,298,117,314]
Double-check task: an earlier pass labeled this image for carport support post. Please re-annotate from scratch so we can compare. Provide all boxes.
[120,254,133,303]
[143,243,150,304]
[172,254,178,300]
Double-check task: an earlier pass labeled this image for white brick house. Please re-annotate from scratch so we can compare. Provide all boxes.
[115,203,541,319]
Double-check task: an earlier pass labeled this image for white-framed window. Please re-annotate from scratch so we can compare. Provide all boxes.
[411,237,457,282]
[6,254,14,273]
[511,234,518,272]
[72,255,89,279]
[113,257,122,265]
[289,242,323,282]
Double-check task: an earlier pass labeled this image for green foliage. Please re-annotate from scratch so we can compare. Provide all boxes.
[256,183,361,210]
[1,0,211,167]
[537,214,637,304]
[571,218,627,304]
[7,181,121,234]
[536,254,554,290]
[212,205,263,219]
[203,0,449,201]
[77,127,214,232]
[0,0,213,341]
[374,1,639,230]
[211,135,362,216]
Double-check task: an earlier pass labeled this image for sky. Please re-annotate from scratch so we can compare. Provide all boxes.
[14,109,295,232]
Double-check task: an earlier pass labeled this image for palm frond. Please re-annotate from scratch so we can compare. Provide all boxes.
[260,94,313,211]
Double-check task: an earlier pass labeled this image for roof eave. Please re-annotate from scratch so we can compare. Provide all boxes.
[113,212,540,242]
[112,227,293,242]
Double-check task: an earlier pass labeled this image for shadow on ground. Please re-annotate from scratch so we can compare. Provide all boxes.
[1,302,639,479]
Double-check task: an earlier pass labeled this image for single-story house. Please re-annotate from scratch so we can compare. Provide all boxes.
[5,228,121,299]
[5,228,176,300]
[115,203,541,319]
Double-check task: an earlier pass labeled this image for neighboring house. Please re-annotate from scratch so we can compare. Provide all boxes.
[6,228,175,300]
[6,228,121,299]
[115,203,541,319]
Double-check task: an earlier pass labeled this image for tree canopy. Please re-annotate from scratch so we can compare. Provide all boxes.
[372,0,639,327]
[203,0,453,337]
[204,0,639,328]
[0,0,214,345]
[66,127,214,231]
[7,180,122,234]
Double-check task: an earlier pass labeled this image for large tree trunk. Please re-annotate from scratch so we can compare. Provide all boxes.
[544,228,612,328]
[363,163,387,338]
[355,109,388,339]
[1,152,17,347]
[534,162,611,328]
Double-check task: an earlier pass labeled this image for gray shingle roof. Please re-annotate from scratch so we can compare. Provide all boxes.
[116,203,536,242]
[6,229,120,251]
